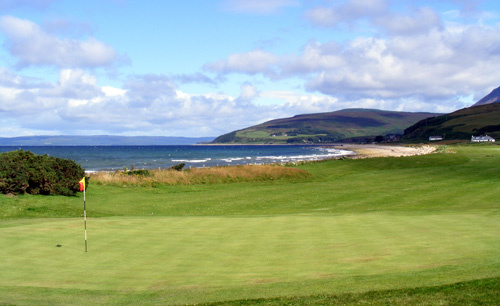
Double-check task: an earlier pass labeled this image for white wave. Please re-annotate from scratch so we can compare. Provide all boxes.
[255,150,354,162]
[219,157,245,163]
[172,158,212,163]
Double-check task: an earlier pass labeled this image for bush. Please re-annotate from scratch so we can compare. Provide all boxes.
[124,169,152,176]
[170,163,185,171]
[0,150,86,195]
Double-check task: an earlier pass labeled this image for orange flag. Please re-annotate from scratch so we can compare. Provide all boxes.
[79,177,86,192]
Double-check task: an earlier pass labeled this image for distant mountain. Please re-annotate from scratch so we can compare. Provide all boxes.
[212,108,439,144]
[0,135,215,146]
[473,85,500,106]
[404,103,500,140]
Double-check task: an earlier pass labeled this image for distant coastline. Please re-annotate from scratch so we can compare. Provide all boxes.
[0,135,215,146]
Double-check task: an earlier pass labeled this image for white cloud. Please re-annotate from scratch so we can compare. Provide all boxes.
[222,0,300,14]
[261,90,339,114]
[41,69,103,100]
[374,7,443,35]
[304,0,388,28]
[282,41,345,74]
[0,16,118,68]
[102,86,127,97]
[237,83,259,102]
[304,1,443,37]
[303,24,500,101]
[205,50,280,75]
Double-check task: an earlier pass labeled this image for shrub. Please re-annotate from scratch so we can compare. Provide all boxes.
[170,163,185,171]
[123,169,152,177]
[0,150,86,195]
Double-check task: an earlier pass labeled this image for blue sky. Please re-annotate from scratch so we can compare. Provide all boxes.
[0,0,499,137]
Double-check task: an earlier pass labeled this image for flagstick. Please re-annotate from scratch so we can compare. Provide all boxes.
[83,188,87,252]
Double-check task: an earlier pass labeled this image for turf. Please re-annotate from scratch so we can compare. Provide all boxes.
[205,277,500,305]
[0,144,499,305]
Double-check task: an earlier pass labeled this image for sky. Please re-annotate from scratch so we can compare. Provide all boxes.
[0,0,499,137]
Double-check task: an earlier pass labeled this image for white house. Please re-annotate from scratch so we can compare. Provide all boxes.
[429,136,443,141]
[471,135,496,142]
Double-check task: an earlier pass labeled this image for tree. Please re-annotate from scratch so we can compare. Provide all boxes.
[0,150,86,195]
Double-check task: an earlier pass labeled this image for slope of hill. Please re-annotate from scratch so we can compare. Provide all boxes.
[473,85,500,106]
[0,135,214,146]
[404,103,500,140]
[213,109,439,144]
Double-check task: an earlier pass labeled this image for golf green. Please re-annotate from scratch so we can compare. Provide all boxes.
[1,213,499,304]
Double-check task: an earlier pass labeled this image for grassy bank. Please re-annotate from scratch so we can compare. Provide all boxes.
[206,277,500,305]
[0,144,499,305]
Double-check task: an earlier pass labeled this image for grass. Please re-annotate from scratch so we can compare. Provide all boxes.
[205,277,500,305]
[90,164,310,187]
[237,130,272,139]
[0,144,499,305]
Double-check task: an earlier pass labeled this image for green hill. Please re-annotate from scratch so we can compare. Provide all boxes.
[213,109,438,144]
[404,103,500,141]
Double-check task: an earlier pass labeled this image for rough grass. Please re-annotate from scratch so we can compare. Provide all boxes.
[90,164,310,186]
[204,277,500,305]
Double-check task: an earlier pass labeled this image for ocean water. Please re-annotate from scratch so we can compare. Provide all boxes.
[0,145,353,172]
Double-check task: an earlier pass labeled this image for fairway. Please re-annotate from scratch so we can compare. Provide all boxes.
[1,145,499,305]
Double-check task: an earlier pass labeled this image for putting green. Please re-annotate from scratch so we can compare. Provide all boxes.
[1,213,499,303]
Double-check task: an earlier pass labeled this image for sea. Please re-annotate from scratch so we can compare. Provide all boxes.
[0,145,354,172]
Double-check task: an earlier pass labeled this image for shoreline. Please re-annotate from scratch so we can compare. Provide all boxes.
[334,144,436,158]
[84,145,436,174]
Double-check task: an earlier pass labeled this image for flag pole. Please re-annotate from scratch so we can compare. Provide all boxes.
[80,177,87,253]
[84,187,87,252]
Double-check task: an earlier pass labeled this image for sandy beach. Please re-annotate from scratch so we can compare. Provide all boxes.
[335,144,436,158]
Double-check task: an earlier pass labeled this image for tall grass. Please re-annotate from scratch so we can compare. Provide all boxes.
[90,164,310,186]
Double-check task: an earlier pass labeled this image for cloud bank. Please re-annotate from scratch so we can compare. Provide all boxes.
[207,2,500,109]
[0,1,498,137]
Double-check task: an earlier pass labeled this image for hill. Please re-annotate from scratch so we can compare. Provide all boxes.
[0,135,214,146]
[212,109,439,144]
[473,85,500,106]
[404,103,500,140]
